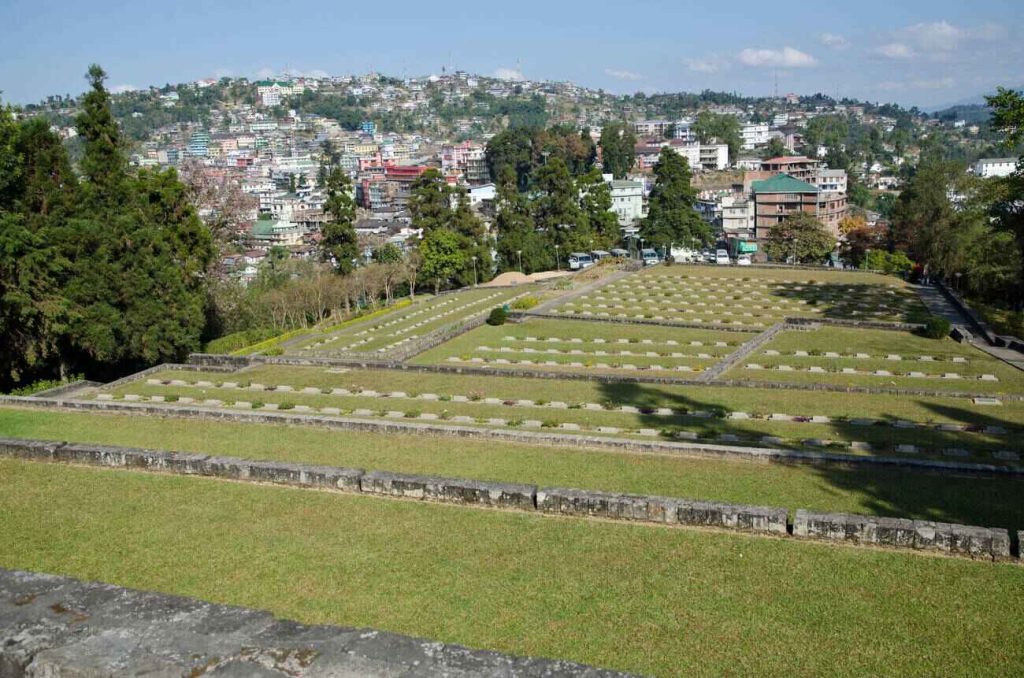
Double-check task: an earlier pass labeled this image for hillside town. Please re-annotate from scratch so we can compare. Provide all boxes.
[23,69,1015,284]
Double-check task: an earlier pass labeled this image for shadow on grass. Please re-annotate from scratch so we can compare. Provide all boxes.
[595,381,1024,533]
[769,282,924,323]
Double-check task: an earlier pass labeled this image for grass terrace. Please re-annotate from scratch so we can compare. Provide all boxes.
[411,317,749,376]
[286,285,534,357]
[84,364,1024,462]
[724,326,1024,395]
[1,458,1023,677]
[546,264,926,328]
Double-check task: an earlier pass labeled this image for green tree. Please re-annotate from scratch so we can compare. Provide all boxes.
[372,242,403,264]
[532,157,587,251]
[577,168,619,248]
[639,148,710,251]
[598,122,636,178]
[76,64,127,209]
[408,168,451,234]
[762,137,786,160]
[765,212,835,263]
[984,87,1024,308]
[693,112,741,161]
[320,166,359,274]
[493,166,550,273]
[420,227,467,293]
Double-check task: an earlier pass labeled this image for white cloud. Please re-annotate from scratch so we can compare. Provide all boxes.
[873,43,915,59]
[684,55,730,74]
[110,84,138,94]
[493,67,524,81]
[604,68,644,81]
[819,32,849,49]
[903,20,963,52]
[736,46,818,68]
[873,21,1009,62]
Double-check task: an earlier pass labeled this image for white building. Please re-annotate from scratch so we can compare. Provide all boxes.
[604,174,644,227]
[720,195,755,239]
[815,168,848,193]
[974,158,1018,178]
[741,123,770,150]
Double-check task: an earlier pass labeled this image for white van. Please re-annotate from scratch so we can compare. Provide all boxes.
[568,252,595,270]
[714,249,731,265]
[641,248,660,266]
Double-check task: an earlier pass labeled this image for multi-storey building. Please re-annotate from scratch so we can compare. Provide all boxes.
[974,158,1018,178]
[740,122,769,149]
[751,173,847,244]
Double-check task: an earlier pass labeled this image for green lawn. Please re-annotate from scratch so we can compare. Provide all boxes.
[1,459,1021,677]
[95,380,1020,459]
[724,327,1024,395]
[3,407,1023,532]
[89,364,1024,459]
[412,318,750,373]
[289,286,532,356]
[549,265,925,326]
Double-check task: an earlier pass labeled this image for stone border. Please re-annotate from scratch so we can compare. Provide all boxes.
[25,380,102,399]
[2,396,1022,477]
[0,568,636,677]
[0,437,1013,561]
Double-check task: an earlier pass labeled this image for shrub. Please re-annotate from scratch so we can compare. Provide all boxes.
[6,375,85,396]
[541,419,559,428]
[165,395,179,403]
[404,410,421,418]
[486,307,508,326]
[511,296,540,310]
[278,402,295,410]
[250,400,264,409]
[507,418,524,427]
[203,328,279,354]
[263,347,284,356]
[468,391,484,401]
[920,316,952,340]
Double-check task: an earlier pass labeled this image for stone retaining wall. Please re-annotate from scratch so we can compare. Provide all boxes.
[26,380,102,398]
[793,510,1011,560]
[0,437,1013,560]
[0,568,634,677]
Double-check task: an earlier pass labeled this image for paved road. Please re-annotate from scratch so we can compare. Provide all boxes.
[913,284,1024,370]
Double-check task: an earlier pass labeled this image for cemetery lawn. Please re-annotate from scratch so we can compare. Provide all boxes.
[1,458,1022,677]
[2,406,1023,532]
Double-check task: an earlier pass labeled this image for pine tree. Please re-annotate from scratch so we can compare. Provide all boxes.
[320,166,359,274]
[76,64,127,209]
[640,148,710,250]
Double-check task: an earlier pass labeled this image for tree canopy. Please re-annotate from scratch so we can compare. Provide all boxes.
[639,148,710,251]
[765,213,835,263]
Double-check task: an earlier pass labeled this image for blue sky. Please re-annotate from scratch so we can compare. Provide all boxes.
[1,0,1021,108]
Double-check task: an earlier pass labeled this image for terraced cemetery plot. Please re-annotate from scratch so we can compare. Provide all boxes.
[288,285,534,357]
[3,458,1023,677]
[411,317,749,375]
[546,265,925,328]
[6,406,1024,532]
[725,326,1024,395]
[87,364,1024,462]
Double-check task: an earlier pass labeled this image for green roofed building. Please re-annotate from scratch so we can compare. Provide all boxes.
[751,173,846,241]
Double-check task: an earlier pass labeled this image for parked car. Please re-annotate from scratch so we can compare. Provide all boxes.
[737,254,752,266]
[590,250,612,261]
[641,248,661,266]
[714,249,731,265]
[610,248,629,258]
[568,252,595,270]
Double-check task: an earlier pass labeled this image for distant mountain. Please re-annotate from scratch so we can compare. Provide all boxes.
[925,85,1024,114]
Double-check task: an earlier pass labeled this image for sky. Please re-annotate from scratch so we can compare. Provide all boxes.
[1,0,1021,109]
